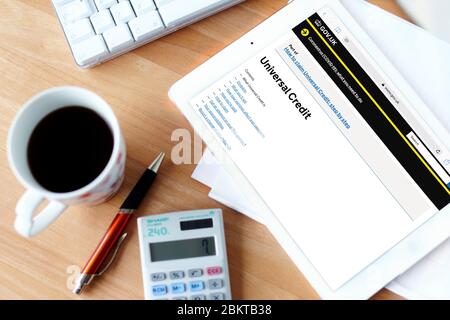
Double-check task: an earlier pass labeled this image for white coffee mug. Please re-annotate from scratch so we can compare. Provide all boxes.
[7,86,126,237]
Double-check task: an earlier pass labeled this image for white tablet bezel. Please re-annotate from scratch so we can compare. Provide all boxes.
[169,0,450,299]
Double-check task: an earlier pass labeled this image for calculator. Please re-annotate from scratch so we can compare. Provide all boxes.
[137,209,231,300]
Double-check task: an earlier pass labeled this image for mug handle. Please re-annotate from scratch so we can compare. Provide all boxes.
[15,190,67,237]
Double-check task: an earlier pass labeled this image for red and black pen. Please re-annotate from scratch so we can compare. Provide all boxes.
[73,152,165,294]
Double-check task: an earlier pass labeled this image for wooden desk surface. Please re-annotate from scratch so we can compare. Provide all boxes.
[0,0,408,299]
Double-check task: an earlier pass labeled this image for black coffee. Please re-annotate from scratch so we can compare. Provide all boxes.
[27,106,114,193]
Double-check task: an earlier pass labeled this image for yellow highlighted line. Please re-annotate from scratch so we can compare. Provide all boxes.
[306,18,450,195]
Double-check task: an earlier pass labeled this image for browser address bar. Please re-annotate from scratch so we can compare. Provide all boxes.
[407,131,450,189]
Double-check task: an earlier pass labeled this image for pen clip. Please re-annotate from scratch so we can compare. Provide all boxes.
[95,233,128,277]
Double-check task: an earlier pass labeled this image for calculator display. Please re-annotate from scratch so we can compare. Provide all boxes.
[150,237,216,262]
[180,218,213,230]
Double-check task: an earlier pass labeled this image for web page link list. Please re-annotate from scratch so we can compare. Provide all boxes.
[193,70,266,153]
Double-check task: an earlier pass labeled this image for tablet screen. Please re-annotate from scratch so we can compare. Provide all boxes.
[189,6,450,289]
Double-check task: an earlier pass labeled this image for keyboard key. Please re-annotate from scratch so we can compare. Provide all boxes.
[207,266,223,275]
[207,279,224,290]
[130,0,156,16]
[189,281,204,292]
[150,272,166,282]
[129,11,165,42]
[65,18,95,44]
[152,285,167,296]
[103,24,134,52]
[188,268,203,278]
[72,35,108,65]
[171,283,186,294]
[154,0,175,7]
[169,270,185,280]
[190,294,206,300]
[173,296,187,300]
[157,0,228,28]
[53,0,241,67]
[58,0,96,24]
[110,1,136,24]
[94,0,117,9]
[90,10,115,34]
[209,292,225,300]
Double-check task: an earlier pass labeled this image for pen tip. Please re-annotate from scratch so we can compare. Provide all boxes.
[72,287,82,295]
[148,152,165,173]
[72,280,84,295]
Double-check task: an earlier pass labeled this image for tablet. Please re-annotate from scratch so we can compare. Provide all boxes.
[169,0,450,299]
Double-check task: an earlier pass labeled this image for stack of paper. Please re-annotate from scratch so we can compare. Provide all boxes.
[191,0,450,299]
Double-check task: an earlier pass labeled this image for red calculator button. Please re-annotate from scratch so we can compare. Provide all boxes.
[207,266,222,275]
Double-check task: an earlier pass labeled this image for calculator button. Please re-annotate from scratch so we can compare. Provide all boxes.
[150,272,166,281]
[189,281,204,292]
[152,285,167,296]
[169,270,185,280]
[188,268,203,278]
[171,283,186,294]
[173,296,187,300]
[206,266,222,276]
[209,293,225,300]
[207,279,224,290]
[190,295,206,300]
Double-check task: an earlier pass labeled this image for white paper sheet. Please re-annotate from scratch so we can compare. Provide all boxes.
[191,0,450,299]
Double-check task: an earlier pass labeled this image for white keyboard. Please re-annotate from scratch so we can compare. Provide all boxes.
[52,0,244,68]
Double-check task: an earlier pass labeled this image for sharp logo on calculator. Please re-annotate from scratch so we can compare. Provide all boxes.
[137,209,232,300]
